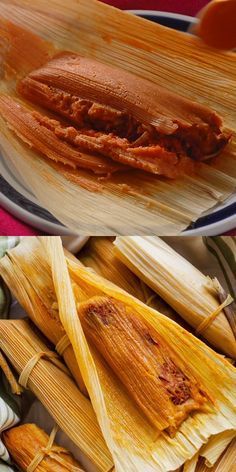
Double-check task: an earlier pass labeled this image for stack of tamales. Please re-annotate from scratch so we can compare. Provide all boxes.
[0,236,235,472]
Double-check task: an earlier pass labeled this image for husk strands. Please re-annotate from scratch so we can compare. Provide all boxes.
[0,318,113,472]
[114,236,236,358]
[0,0,235,234]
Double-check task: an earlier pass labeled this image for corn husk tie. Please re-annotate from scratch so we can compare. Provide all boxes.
[26,424,83,472]
[18,350,69,389]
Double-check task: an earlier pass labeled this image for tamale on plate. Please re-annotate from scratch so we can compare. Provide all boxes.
[0,0,235,234]
[0,236,236,472]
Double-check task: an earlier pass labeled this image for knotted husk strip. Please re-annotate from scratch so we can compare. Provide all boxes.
[0,318,113,472]
[0,237,87,396]
[3,423,85,472]
[0,0,235,234]
[114,236,236,358]
[79,237,185,325]
[42,236,235,472]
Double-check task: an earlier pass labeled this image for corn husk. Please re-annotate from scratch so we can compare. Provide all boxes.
[0,318,112,472]
[196,437,236,472]
[0,0,235,235]
[183,430,236,472]
[3,423,85,471]
[39,236,236,472]
[79,237,185,325]
[0,237,87,396]
[198,430,236,467]
[114,236,236,358]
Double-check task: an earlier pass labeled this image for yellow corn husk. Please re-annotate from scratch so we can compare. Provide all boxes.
[184,430,236,472]
[114,236,236,358]
[0,0,235,235]
[0,237,87,396]
[41,236,236,472]
[183,453,199,472]
[196,437,236,472]
[3,423,85,472]
[199,430,236,467]
[79,237,184,325]
[0,318,112,472]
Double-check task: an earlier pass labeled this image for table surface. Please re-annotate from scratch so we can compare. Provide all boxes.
[0,0,235,236]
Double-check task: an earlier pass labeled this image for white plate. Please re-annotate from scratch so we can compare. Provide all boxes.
[0,10,235,235]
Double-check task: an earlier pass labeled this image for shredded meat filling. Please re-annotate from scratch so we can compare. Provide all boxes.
[33,112,194,178]
[19,79,230,166]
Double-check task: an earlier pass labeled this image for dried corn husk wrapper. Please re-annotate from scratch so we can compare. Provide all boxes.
[0,237,87,396]
[3,236,234,472]
[195,436,236,472]
[114,236,236,358]
[79,237,184,325]
[0,318,112,472]
[0,0,235,235]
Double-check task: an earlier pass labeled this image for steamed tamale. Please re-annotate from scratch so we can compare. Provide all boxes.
[78,295,209,435]
[0,52,230,179]
[0,237,87,396]
[114,236,236,358]
[0,319,112,472]
[3,424,84,471]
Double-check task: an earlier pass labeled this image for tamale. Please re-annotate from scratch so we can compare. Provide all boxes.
[12,52,230,179]
[78,295,209,435]
[0,318,113,472]
[3,424,84,471]
[43,236,236,472]
[114,236,236,358]
[0,237,87,396]
[0,0,235,235]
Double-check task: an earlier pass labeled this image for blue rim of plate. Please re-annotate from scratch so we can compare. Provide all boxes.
[0,10,235,235]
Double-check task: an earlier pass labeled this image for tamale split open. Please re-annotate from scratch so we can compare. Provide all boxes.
[0,0,235,234]
[0,236,235,472]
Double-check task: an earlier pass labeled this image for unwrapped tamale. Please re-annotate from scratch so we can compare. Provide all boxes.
[78,295,209,435]
[3,423,84,471]
[0,53,230,180]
